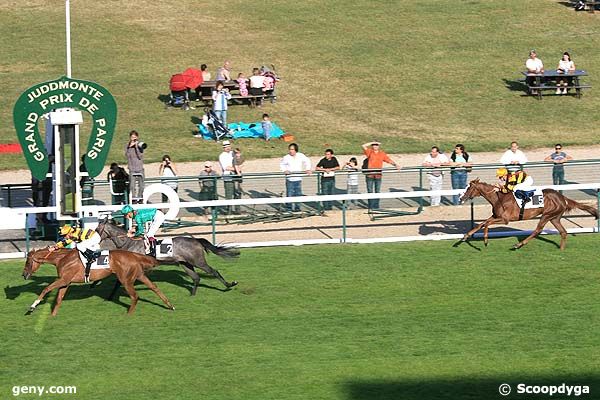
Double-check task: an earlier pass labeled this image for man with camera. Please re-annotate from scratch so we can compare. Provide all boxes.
[125,130,146,203]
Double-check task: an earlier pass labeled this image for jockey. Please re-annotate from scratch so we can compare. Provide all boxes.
[49,224,101,283]
[121,205,165,257]
[496,167,535,202]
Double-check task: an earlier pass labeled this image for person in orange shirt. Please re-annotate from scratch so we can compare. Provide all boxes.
[361,141,401,209]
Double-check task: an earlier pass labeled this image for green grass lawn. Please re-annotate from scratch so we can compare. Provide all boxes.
[2,1,600,172]
[1,236,599,399]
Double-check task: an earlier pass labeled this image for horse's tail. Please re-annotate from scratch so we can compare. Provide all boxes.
[196,238,240,259]
[565,197,599,219]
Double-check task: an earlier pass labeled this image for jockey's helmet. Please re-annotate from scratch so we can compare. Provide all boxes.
[59,225,74,235]
[121,205,134,215]
[496,167,508,177]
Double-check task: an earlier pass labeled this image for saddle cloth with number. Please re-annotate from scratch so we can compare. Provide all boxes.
[77,250,111,270]
[156,238,174,259]
[513,189,544,209]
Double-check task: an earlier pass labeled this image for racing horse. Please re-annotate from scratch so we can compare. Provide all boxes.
[458,178,598,250]
[96,219,239,296]
[22,248,174,316]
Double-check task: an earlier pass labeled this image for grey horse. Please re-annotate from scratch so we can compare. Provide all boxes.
[96,219,239,296]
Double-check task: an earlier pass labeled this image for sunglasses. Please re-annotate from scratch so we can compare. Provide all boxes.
[555,147,562,150]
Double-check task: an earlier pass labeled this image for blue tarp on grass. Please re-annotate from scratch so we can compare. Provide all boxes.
[197,122,285,140]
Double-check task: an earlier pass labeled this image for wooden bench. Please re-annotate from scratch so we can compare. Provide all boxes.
[200,93,276,107]
[527,83,592,100]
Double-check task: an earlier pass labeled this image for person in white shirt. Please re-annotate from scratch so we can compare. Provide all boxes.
[525,50,544,94]
[218,140,239,214]
[280,143,311,212]
[500,141,528,172]
[422,146,449,206]
[249,67,266,107]
[556,51,576,95]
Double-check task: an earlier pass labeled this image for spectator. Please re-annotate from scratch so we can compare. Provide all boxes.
[525,50,544,93]
[31,164,53,223]
[315,148,340,211]
[219,140,239,214]
[212,81,232,127]
[198,64,212,99]
[125,130,146,203]
[237,73,249,97]
[159,155,178,203]
[200,63,211,81]
[262,113,272,141]
[448,144,472,205]
[198,161,218,217]
[249,68,266,107]
[79,155,90,189]
[361,141,400,210]
[280,143,312,212]
[422,146,449,207]
[344,157,360,209]
[500,141,528,172]
[215,60,231,81]
[556,52,575,95]
[544,143,573,186]
[260,66,279,103]
[232,147,245,213]
[107,162,129,205]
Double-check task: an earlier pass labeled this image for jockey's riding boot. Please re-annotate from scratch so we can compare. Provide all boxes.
[84,261,92,283]
[82,249,97,283]
[149,237,157,258]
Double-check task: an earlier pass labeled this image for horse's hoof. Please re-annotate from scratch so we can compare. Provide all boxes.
[25,307,35,315]
[229,281,238,288]
[511,244,521,251]
[170,306,175,311]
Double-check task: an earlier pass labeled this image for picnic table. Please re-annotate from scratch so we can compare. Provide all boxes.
[199,80,275,107]
[522,69,591,99]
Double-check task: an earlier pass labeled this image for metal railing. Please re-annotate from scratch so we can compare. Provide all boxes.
[3,158,600,211]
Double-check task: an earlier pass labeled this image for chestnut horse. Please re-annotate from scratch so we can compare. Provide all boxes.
[459,179,598,250]
[22,248,175,316]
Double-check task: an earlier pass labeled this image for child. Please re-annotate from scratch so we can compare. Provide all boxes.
[261,113,272,141]
[237,73,248,97]
[344,157,360,208]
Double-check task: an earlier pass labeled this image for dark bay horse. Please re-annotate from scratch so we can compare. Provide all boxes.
[23,248,174,315]
[96,219,239,296]
[459,179,598,250]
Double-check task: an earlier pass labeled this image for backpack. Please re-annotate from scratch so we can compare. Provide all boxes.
[362,158,369,170]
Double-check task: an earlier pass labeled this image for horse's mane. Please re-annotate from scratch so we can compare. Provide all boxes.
[99,219,127,234]
[469,178,495,189]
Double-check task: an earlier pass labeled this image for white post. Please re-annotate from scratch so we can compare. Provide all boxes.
[65,0,72,78]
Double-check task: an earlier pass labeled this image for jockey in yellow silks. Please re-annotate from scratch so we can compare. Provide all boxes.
[496,168,535,204]
[49,225,101,282]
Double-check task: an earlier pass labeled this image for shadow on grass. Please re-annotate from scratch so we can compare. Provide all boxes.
[344,375,598,400]
[502,78,528,92]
